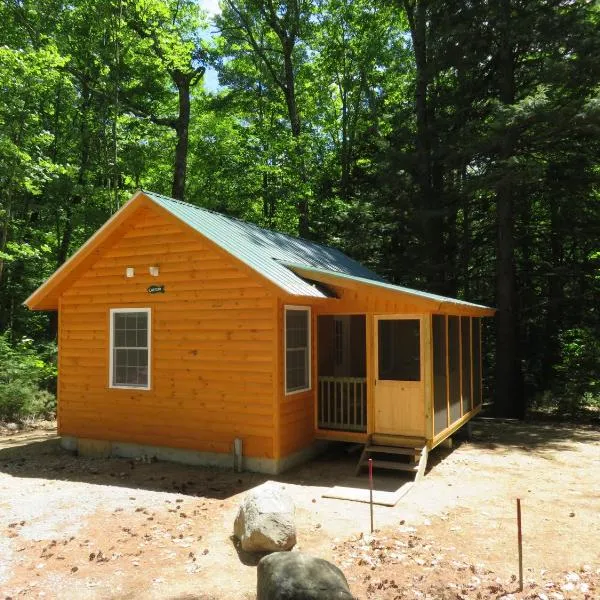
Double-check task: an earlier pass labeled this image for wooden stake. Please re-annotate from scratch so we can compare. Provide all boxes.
[517,498,523,591]
[369,458,374,533]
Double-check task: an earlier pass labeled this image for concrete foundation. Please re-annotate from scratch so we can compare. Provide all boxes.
[61,436,328,475]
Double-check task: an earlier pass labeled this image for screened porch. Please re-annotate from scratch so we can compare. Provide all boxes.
[317,315,367,433]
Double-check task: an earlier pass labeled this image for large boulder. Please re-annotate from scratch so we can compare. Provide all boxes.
[234,482,296,552]
[257,552,354,600]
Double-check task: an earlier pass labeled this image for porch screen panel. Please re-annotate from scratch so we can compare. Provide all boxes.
[317,316,335,376]
[378,319,420,381]
[432,315,448,434]
[448,316,461,423]
[349,316,366,377]
[461,317,472,414]
[472,318,482,407]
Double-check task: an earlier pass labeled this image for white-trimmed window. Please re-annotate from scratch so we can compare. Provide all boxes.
[109,308,151,389]
[285,306,311,394]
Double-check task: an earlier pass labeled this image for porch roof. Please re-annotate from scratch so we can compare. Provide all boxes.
[284,263,496,316]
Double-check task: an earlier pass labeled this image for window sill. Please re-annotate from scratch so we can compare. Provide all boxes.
[285,387,312,396]
[109,385,151,391]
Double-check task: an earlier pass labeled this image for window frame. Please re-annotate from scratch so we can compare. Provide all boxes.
[109,307,152,391]
[284,305,311,395]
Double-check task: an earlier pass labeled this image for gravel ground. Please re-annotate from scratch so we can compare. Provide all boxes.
[0,420,598,599]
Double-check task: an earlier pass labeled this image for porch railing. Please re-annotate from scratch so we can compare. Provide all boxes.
[318,376,367,432]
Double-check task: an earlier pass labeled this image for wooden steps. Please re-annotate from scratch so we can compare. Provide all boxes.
[356,436,429,481]
[365,444,421,456]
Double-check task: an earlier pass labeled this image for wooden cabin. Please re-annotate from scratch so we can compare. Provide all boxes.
[25,190,495,475]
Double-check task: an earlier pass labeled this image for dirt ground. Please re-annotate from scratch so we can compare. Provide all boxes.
[0,420,598,600]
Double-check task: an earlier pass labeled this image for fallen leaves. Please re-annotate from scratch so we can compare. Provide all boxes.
[332,529,598,600]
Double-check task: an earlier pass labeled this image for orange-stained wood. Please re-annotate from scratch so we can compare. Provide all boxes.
[55,202,277,459]
[286,266,495,318]
[276,298,316,459]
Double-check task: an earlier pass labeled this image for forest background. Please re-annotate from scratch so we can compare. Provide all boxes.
[0,0,598,422]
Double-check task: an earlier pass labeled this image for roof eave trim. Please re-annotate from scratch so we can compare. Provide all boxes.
[283,262,496,314]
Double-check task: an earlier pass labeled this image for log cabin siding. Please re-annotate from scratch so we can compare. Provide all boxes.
[58,205,276,459]
[275,300,316,458]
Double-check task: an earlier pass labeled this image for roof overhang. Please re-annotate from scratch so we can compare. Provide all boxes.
[284,263,496,317]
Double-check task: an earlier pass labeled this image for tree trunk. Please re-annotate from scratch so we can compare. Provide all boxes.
[494,0,524,418]
[171,72,191,201]
[281,48,309,237]
[404,0,446,293]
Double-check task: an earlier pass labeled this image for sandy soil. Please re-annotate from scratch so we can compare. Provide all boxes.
[0,420,598,599]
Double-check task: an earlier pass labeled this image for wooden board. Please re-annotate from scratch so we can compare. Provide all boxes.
[322,482,414,506]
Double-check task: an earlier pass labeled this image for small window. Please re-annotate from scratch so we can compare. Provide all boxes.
[285,307,311,394]
[110,308,151,389]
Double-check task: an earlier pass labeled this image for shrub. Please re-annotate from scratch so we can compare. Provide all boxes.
[554,327,600,416]
[0,333,57,422]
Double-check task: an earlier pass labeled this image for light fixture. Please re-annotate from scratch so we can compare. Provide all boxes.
[149,266,160,277]
[126,267,135,278]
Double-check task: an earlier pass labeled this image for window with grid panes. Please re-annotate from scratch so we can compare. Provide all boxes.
[285,307,310,393]
[110,309,150,389]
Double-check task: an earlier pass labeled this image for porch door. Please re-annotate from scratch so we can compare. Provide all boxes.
[374,316,424,436]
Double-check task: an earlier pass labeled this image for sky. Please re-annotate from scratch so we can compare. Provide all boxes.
[202,0,221,16]
[200,0,221,93]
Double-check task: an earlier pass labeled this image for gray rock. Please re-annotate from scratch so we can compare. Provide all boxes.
[6,423,18,432]
[234,482,296,552]
[257,552,354,600]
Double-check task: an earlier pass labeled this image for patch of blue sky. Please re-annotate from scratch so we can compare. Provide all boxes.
[198,0,222,94]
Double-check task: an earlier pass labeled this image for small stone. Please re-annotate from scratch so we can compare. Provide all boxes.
[234,482,296,552]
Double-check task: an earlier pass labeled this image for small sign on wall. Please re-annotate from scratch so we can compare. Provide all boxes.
[147,285,165,294]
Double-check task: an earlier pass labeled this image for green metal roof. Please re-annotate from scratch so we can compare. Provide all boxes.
[143,190,494,311]
[144,190,384,298]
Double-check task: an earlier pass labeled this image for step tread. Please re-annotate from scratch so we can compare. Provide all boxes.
[361,459,419,472]
[371,434,427,444]
[366,445,422,456]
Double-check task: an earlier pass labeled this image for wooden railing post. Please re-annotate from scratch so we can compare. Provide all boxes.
[317,376,367,433]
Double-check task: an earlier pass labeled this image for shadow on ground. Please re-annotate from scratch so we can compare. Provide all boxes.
[470,419,600,452]
[0,434,412,503]
[0,419,597,504]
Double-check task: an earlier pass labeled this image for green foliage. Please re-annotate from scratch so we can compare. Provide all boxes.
[553,328,600,415]
[0,0,598,419]
[0,334,57,421]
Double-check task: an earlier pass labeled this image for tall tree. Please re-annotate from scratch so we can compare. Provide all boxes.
[124,0,207,200]
[218,0,313,235]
